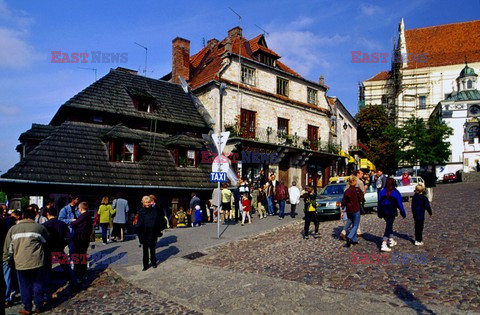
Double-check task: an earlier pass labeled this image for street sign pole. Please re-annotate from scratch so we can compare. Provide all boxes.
[217,83,226,239]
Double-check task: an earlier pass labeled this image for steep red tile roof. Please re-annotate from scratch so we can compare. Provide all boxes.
[365,71,391,82]
[327,97,335,106]
[405,20,480,69]
[187,32,303,89]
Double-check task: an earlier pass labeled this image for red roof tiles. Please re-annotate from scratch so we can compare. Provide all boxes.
[186,32,303,89]
[365,71,392,82]
[405,20,480,69]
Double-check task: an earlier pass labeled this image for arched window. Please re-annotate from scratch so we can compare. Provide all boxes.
[468,126,479,144]
[467,80,473,89]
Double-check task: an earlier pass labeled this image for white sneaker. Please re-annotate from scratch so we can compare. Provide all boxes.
[388,239,397,247]
[414,241,424,246]
[381,242,391,252]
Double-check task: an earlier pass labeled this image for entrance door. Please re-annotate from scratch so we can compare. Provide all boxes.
[307,125,319,150]
[240,109,256,139]
[278,162,289,186]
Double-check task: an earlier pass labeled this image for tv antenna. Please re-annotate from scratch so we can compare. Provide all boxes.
[229,7,242,26]
[78,67,97,81]
[255,24,269,37]
[134,42,148,76]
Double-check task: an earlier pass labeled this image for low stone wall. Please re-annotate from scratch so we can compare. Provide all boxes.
[462,171,480,182]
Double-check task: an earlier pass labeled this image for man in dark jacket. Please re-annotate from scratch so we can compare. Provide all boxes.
[274,181,289,219]
[424,165,437,202]
[136,196,162,271]
[43,207,79,298]
[70,202,92,279]
[3,207,49,314]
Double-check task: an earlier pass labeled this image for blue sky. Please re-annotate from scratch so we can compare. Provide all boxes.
[0,0,479,174]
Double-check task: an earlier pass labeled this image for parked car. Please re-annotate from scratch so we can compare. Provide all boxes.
[443,173,457,183]
[394,176,425,200]
[316,183,346,217]
[364,184,378,211]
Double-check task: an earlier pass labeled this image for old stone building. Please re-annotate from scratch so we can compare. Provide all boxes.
[360,19,480,127]
[431,63,480,175]
[164,27,348,188]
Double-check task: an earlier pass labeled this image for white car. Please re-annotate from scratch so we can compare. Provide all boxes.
[394,176,425,200]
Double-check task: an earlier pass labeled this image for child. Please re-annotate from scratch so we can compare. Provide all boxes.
[176,207,187,228]
[411,184,432,246]
[257,186,267,219]
[241,193,252,226]
[193,205,202,227]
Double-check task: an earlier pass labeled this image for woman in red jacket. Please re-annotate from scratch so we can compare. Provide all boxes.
[341,176,364,247]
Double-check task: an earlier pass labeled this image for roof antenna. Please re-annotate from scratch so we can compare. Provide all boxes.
[229,7,242,27]
[134,42,148,76]
[78,67,97,81]
[254,24,269,37]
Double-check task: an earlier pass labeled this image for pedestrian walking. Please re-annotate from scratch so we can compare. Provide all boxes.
[70,202,93,279]
[135,196,163,271]
[378,178,406,252]
[189,193,201,227]
[97,196,115,245]
[341,176,364,247]
[112,192,129,242]
[288,181,300,218]
[411,184,433,246]
[241,193,252,226]
[424,165,437,202]
[221,184,232,223]
[266,172,279,216]
[256,185,267,219]
[275,181,289,219]
[303,186,319,239]
[58,194,81,258]
[1,210,20,307]
[3,207,49,314]
[43,207,79,303]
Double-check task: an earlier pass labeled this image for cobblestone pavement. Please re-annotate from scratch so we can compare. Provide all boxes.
[196,182,480,313]
[6,269,200,315]
[6,182,479,314]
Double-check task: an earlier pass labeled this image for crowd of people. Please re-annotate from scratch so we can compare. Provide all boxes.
[0,192,166,314]
[0,167,435,313]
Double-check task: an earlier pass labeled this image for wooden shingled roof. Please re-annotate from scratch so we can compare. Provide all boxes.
[51,68,209,129]
[2,121,214,189]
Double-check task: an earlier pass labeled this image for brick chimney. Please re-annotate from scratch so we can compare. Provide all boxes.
[227,26,242,38]
[207,38,219,48]
[172,37,190,84]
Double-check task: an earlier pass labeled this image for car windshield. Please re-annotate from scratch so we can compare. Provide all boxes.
[320,184,346,195]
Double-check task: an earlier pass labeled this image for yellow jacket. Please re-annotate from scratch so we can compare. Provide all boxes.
[98,204,115,223]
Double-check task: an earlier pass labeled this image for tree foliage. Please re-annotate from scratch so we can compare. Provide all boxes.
[356,106,453,172]
[356,105,399,173]
[397,116,453,166]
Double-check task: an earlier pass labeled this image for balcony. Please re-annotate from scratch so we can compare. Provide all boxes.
[223,124,339,154]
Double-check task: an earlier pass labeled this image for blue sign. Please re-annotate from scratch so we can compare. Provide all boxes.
[210,172,228,183]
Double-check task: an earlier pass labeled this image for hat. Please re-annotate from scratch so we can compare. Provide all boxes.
[195,205,201,210]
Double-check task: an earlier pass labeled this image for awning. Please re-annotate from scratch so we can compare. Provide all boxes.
[360,158,376,171]
[338,150,356,164]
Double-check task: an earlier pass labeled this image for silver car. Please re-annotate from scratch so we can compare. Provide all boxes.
[316,183,346,217]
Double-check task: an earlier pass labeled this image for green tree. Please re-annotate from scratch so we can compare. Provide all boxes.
[356,105,400,173]
[397,115,453,166]
[0,191,6,203]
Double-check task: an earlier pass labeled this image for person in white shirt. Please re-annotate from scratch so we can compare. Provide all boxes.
[288,181,301,218]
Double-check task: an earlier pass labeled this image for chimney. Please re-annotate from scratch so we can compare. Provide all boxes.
[172,37,190,84]
[319,75,325,86]
[207,38,219,48]
[227,26,242,38]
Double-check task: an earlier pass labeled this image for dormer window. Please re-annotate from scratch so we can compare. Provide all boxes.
[260,54,275,67]
[109,142,138,163]
[277,77,289,96]
[467,80,473,89]
[133,98,156,113]
[173,148,197,167]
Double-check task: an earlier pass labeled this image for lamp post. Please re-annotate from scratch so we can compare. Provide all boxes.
[217,83,226,239]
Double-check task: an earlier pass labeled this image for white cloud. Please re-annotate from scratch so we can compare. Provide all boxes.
[0,104,19,115]
[267,30,349,75]
[360,3,382,16]
[0,28,42,68]
[0,1,40,69]
[288,16,314,29]
[355,37,385,51]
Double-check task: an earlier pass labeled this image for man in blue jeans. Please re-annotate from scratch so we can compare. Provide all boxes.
[266,172,278,215]
[274,181,289,219]
[3,207,50,314]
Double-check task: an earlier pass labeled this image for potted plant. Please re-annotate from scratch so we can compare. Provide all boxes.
[302,139,310,149]
[266,126,273,142]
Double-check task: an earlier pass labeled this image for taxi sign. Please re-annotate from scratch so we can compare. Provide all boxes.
[210,172,228,183]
